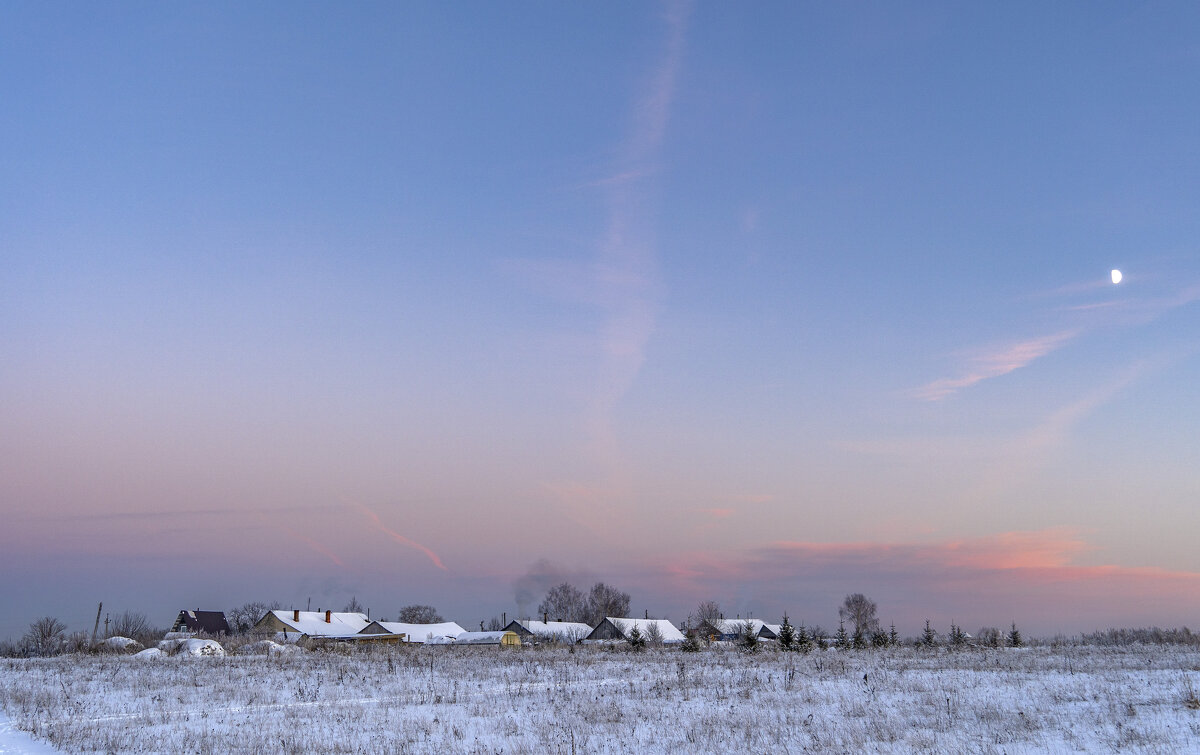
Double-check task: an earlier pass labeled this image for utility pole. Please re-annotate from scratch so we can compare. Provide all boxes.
[91,602,103,648]
[103,613,110,638]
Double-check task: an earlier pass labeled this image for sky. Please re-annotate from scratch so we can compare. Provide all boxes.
[3,1,1200,641]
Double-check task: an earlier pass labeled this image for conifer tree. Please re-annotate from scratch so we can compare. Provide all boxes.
[888,622,899,647]
[921,619,937,648]
[796,624,812,653]
[628,624,646,649]
[949,622,967,648]
[1008,621,1023,648]
[852,625,866,650]
[778,614,796,651]
[834,620,850,650]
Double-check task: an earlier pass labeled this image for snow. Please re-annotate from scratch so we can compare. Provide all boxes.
[516,620,592,643]
[133,648,163,659]
[1,644,1198,752]
[238,640,298,656]
[602,617,686,643]
[360,621,465,643]
[708,618,770,637]
[100,636,142,652]
[452,631,516,645]
[0,711,59,754]
[263,610,370,638]
[156,638,225,657]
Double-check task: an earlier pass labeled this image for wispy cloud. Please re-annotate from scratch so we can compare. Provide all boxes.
[523,2,691,528]
[914,330,1078,401]
[585,0,691,465]
[916,271,1200,403]
[275,522,346,568]
[1014,361,1147,455]
[347,500,447,571]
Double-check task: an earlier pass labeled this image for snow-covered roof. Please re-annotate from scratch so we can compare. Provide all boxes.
[517,620,592,641]
[266,610,370,637]
[708,619,773,637]
[360,621,465,643]
[607,617,686,643]
[454,631,519,645]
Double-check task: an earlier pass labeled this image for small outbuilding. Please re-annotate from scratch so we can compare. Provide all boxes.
[503,619,592,644]
[171,610,230,636]
[453,631,521,646]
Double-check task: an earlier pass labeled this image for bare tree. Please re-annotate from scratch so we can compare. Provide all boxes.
[109,611,159,645]
[343,596,365,614]
[398,605,443,623]
[690,600,722,629]
[838,593,879,636]
[23,617,67,657]
[537,582,587,623]
[228,601,281,634]
[486,616,503,631]
[586,583,631,625]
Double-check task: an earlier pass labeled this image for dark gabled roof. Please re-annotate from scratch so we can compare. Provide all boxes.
[173,610,230,635]
[502,620,534,638]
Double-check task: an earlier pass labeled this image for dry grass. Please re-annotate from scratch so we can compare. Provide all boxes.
[0,643,1198,753]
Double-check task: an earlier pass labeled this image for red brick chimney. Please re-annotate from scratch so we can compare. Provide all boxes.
[293,609,300,622]
[325,610,331,623]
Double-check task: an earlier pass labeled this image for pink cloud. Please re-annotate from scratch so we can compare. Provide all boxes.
[643,529,1200,633]
[348,501,447,572]
[276,523,346,568]
[914,330,1079,401]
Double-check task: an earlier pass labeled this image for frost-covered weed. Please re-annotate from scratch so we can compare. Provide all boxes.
[0,645,1197,753]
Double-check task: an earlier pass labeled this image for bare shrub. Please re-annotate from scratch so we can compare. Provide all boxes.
[228,602,281,635]
[109,611,163,646]
[645,622,665,647]
[22,617,67,657]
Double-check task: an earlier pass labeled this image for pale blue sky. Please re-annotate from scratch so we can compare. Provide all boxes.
[3,1,1199,639]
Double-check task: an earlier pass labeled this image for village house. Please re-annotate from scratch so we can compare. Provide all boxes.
[698,618,780,641]
[503,618,592,644]
[585,617,686,644]
[170,610,230,636]
[254,609,370,640]
[358,620,465,644]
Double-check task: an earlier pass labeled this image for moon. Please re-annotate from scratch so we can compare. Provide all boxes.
[1111,269,1123,284]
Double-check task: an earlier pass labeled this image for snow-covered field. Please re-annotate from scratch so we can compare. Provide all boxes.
[1,644,1198,753]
